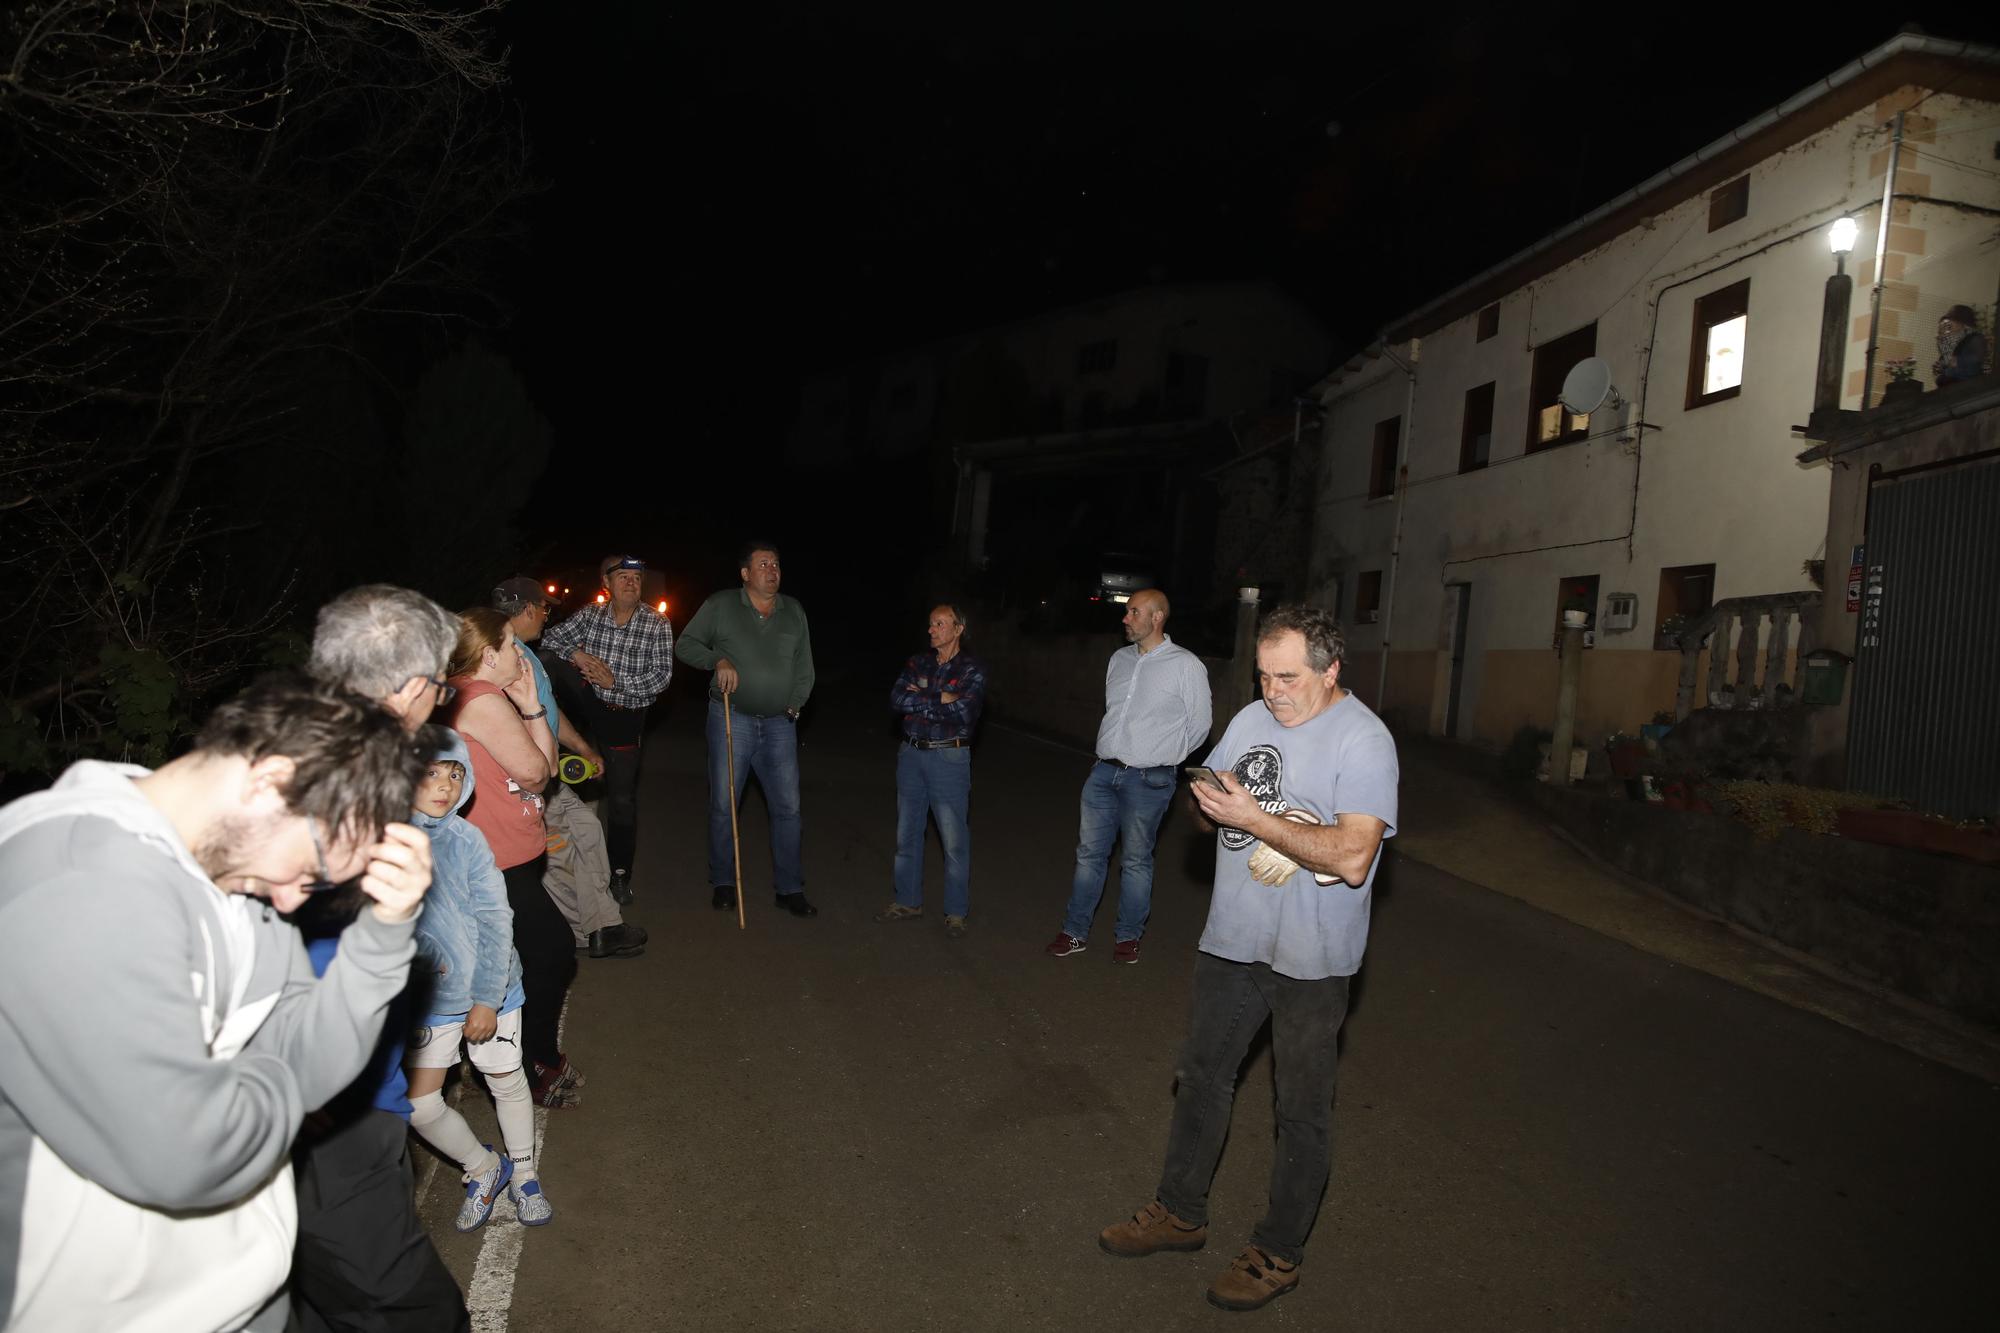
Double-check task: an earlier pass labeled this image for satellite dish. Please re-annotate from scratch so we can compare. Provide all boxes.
[1560,357,1623,415]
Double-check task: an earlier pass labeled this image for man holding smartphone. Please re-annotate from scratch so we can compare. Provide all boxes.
[1045,588,1212,965]
[1096,605,1398,1313]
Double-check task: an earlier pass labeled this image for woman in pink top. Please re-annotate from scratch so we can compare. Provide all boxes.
[447,608,582,1106]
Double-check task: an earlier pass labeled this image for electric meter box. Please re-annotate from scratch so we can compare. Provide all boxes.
[1601,593,1638,632]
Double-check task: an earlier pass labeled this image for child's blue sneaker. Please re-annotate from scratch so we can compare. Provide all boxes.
[511,1178,554,1227]
[455,1149,513,1233]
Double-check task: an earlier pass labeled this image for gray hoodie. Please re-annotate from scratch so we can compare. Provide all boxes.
[0,761,417,1332]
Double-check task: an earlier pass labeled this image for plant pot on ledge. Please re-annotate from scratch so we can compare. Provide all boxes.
[1882,376,1925,403]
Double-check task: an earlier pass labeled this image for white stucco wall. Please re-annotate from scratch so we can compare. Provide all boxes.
[1309,88,2000,745]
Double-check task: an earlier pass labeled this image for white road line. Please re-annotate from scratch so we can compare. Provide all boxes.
[463,1000,566,1333]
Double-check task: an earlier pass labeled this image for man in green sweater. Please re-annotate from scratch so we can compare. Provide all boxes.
[675,540,818,917]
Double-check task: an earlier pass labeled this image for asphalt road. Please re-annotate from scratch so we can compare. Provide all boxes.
[416,675,2000,1332]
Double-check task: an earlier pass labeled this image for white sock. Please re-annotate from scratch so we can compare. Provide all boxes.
[487,1066,537,1183]
[409,1089,493,1176]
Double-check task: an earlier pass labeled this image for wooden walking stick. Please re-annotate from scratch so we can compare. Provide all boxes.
[723,689,746,930]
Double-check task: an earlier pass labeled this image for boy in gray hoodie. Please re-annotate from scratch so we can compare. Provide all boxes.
[0,674,431,1333]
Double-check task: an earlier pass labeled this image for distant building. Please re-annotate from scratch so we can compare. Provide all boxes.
[1291,31,1999,757]
[786,280,1330,618]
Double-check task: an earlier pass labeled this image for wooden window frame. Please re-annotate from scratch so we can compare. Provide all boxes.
[1525,323,1597,453]
[1707,175,1749,232]
[1369,416,1400,499]
[1685,279,1750,411]
[1459,381,1495,474]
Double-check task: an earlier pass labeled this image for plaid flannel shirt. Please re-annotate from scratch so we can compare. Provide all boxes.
[889,650,987,743]
[542,603,674,710]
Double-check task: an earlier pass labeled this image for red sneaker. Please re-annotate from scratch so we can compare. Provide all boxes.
[1045,932,1087,958]
[1113,938,1141,965]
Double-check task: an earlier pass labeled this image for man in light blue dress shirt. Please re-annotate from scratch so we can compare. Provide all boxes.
[1046,589,1212,965]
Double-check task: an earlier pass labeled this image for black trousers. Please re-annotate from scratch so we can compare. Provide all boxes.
[543,651,648,875]
[288,1109,468,1333]
[502,853,574,1069]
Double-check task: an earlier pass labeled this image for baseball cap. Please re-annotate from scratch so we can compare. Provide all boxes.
[601,554,646,581]
[491,576,557,615]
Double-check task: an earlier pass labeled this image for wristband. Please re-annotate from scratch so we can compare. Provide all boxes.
[519,707,548,720]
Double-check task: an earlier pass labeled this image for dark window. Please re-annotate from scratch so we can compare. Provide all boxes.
[1078,392,1105,430]
[1654,563,1716,650]
[1076,339,1117,375]
[1269,366,1307,407]
[1369,416,1400,498]
[1708,175,1749,232]
[1164,351,1209,418]
[820,397,846,426]
[1685,279,1750,410]
[1356,570,1382,623]
[888,382,917,412]
[1475,303,1500,342]
[1459,382,1495,473]
[1526,322,1597,453]
[1553,574,1600,648]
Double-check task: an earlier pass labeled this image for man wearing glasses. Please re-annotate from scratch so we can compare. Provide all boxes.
[0,673,434,1332]
[290,583,473,1330]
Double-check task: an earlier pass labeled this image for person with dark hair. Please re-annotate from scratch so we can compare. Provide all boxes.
[446,608,581,1108]
[878,604,988,938]
[540,555,675,906]
[1046,588,1212,965]
[295,583,470,1333]
[0,673,432,1332]
[1934,304,1989,388]
[1096,605,1398,1314]
[676,540,819,917]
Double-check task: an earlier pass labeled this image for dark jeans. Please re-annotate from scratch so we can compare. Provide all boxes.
[288,1109,468,1332]
[596,719,645,875]
[501,854,572,1069]
[1156,952,1351,1265]
[542,651,648,875]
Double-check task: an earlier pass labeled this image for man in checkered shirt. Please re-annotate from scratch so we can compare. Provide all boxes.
[542,554,674,904]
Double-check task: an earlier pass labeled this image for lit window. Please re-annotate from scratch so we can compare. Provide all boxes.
[1687,280,1749,410]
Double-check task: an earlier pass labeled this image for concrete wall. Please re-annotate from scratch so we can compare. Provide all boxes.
[1531,783,2000,1027]
[1307,87,2000,752]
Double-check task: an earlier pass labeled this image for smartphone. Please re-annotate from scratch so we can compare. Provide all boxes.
[1184,765,1229,793]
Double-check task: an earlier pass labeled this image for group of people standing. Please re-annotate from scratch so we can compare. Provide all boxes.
[0,532,1401,1325]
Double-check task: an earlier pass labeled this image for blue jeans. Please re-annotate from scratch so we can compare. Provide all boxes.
[705,698,803,897]
[893,744,973,918]
[1060,760,1176,943]
[1156,952,1350,1265]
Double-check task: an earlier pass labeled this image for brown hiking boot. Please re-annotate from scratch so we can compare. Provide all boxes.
[1098,1200,1207,1257]
[1205,1245,1299,1311]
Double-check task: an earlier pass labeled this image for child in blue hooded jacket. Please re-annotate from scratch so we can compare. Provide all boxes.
[405,734,555,1230]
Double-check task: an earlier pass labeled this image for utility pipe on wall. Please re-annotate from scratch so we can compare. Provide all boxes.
[1860,111,1904,410]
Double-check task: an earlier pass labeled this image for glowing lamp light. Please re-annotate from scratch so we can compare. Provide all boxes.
[546,583,557,595]
[594,592,606,604]
[1111,594,1131,604]
[1828,217,1859,254]
[656,599,668,614]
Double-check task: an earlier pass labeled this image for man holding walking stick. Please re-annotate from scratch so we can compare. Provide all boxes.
[676,540,818,918]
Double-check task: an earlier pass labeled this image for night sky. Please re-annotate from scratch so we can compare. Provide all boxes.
[497,5,2000,572]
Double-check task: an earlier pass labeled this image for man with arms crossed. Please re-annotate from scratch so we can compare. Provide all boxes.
[1046,588,1211,964]
[541,554,674,906]
[676,540,817,917]
[1096,605,1397,1313]
[0,673,432,1332]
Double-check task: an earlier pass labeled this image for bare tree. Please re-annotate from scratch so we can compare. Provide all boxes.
[0,0,532,773]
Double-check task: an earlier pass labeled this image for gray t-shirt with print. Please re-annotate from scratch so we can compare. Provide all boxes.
[1196,691,1399,980]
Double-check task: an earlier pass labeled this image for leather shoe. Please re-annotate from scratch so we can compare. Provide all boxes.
[609,869,633,906]
[774,893,818,918]
[587,924,647,959]
[711,884,736,911]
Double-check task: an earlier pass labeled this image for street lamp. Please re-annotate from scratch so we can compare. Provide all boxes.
[1828,216,1859,273]
[1813,216,1859,420]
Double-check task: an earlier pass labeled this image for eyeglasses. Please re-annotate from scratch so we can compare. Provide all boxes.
[406,673,456,708]
[302,817,342,894]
